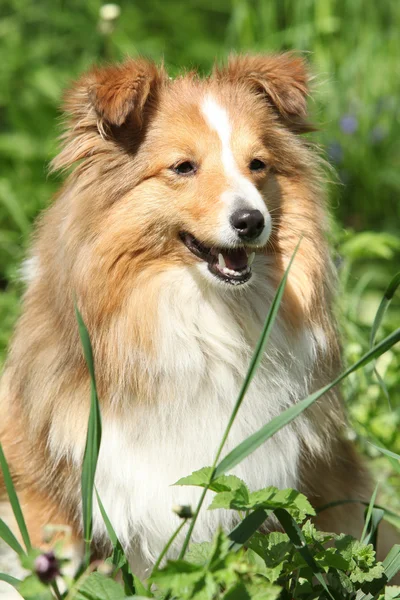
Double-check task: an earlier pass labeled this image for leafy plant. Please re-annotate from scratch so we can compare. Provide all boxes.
[1,250,400,599]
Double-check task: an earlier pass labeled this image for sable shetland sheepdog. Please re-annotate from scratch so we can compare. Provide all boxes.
[0,54,370,575]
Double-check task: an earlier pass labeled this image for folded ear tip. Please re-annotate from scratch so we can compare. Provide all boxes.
[214,52,311,126]
[63,58,165,127]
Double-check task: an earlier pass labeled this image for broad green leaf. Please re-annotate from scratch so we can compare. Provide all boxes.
[384,586,400,600]
[185,542,213,565]
[207,529,231,570]
[0,442,31,553]
[274,508,335,600]
[0,517,25,555]
[248,488,315,521]
[207,486,250,510]
[73,572,126,600]
[215,327,400,477]
[175,468,247,494]
[17,575,53,599]
[150,559,204,596]
[314,547,350,571]
[76,306,102,567]
[208,486,314,523]
[247,531,291,583]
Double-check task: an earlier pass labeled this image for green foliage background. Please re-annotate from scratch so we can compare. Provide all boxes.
[0,0,399,504]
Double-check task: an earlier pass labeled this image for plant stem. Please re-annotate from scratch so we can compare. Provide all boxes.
[152,519,187,573]
[51,580,63,600]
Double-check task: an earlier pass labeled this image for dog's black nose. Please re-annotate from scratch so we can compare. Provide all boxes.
[230,209,265,240]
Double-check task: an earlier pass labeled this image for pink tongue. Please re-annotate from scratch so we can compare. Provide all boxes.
[223,248,248,270]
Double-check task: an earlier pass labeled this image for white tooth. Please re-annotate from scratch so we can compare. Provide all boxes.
[248,252,255,266]
[218,253,226,268]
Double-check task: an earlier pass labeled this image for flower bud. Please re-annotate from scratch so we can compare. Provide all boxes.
[172,505,193,519]
[34,551,60,584]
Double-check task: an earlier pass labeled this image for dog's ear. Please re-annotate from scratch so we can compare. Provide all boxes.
[214,53,313,133]
[52,58,165,171]
[86,59,164,127]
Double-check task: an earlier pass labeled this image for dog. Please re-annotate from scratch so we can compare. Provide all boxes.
[0,54,371,576]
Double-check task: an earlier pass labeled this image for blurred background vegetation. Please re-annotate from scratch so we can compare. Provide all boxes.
[0,0,399,508]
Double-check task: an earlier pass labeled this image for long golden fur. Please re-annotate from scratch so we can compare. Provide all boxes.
[0,54,374,573]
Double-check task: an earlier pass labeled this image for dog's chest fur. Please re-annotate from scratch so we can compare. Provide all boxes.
[86,266,322,572]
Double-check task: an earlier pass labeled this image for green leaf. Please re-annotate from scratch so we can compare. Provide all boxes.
[228,508,269,552]
[17,575,53,599]
[0,572,21,587]
[383,545,400,584]
[0,442,31,553]
[371,443,400,462]
[248,488,315,521]
[215,326,400,477]
[150,559,204,596]
[0,517,25,555]
[369,271,400,404]
[175,468,247,494]
[370,272,400,347]
[95,489,136,596]
[75,306,102,568]
[208,486,314,525]
[186,542,213,565]
[274,508,335,600]
[73,572,126,600]
[361,483,380,544]
[208,486,250,510]
[314,547,350,571]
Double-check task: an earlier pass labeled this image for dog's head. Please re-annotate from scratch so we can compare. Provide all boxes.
[51,54,322,299]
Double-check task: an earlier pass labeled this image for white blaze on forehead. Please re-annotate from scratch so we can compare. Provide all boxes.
[200,95,271,246]
[201,96,236,177]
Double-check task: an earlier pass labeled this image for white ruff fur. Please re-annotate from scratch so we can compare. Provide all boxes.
[201,96,271,246]
[73,260,327,576]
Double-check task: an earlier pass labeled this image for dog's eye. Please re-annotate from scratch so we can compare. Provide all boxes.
[172,161,197,176]
[249,158,267,172]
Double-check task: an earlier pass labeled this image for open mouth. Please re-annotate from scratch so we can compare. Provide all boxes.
[180,232,255,285]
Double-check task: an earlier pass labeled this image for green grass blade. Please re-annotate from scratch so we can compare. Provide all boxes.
[370,443,400,462]
[227,508,269,552]
[0,518,25,555]
[215,327,400,477]
[177,242,301,559]
[360,483,379,544]
[95,488,118,548]
[382,544,400,583]
[369,272,400,347]
[215,239,302,436]
[95,489,135,595]
[75,306,102,568]
[369,272,400,406]
[0,443,31,553]
[0,573,21,586]
[274,508,334,600]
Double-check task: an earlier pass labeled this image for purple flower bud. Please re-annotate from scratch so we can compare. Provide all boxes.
[34,551,60,583]
[340,114,358,135]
